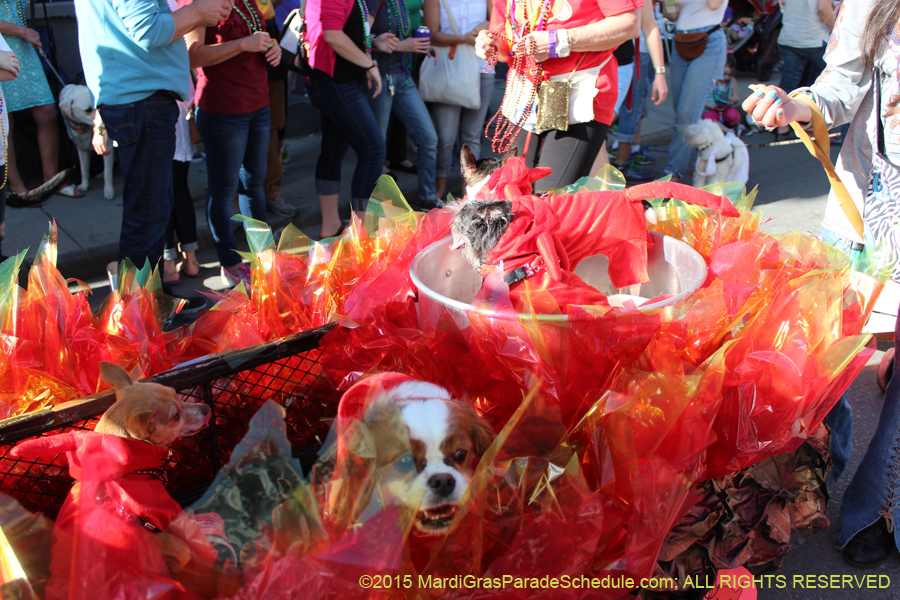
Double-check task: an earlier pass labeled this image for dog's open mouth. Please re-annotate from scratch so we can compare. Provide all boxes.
[416,503,457,534]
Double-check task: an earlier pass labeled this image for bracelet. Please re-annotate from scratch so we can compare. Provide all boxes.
[548,29,558,59]
[367,63,377,70]
[93,125,106,135]
[655,66,666,75]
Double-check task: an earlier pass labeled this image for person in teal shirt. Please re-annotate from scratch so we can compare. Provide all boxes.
[72,0,229,301]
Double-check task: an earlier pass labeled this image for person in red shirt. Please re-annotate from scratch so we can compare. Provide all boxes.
[475,0,642,191]
[181,0,282,288]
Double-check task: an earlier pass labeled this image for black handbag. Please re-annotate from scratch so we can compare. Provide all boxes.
[279,8,312,75]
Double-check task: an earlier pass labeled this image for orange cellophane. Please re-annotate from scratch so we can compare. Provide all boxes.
[0,168,882,598]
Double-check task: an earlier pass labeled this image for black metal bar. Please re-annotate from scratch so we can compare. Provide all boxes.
[0,323,336,446]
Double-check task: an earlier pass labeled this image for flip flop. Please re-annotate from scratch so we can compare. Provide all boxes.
[178,261,203,278]
[56,184,85,198]
[162,270,182,286]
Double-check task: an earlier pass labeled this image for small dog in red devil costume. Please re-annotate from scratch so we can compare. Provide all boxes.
[334,373,494,536]
[450,157,740,313]
[10,363,227,600]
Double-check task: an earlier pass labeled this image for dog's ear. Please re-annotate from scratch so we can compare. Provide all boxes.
[99,361,137,392]
[126,405,157,441]
[455,402,495,456]
[363,393,410,466]
[501,146,519,164]
[460,144,477,176]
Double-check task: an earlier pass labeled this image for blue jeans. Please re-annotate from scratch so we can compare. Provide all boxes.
[99,92,178,271]
[306,76,386,211]
[196,106,270,268]
[432,72,495,179]
[778,43,826,95]
[617,52,653,144]
[835,302,900,550]
[369,74,438,202]
[821,227,863,490]
[665,28,727,179]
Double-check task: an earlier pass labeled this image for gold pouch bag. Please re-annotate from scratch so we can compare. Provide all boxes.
[536,79,570,132]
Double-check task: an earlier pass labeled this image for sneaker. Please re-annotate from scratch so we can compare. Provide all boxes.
[615,163,654,182]
[629,151,655,166]
[221,263,252,288]
[267,194,299,218]
[280,145,289,165]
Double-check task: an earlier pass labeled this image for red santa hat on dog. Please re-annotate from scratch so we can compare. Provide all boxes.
[337,372,453,424]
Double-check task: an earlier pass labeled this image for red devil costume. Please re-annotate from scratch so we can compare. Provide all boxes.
[470,158,741,313]
[10,432,217,600]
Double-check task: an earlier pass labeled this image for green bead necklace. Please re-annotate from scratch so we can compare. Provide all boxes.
[233,0,264,34]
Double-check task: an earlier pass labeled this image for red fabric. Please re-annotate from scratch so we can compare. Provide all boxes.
[336,371,419,423]
[180,0,268,114]
[11,432,215,600]
[478,159,740,306]
[490,0,644,125]
[305,0,354,77]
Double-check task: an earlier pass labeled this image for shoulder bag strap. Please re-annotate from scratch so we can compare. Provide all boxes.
[439,0,462,36]
[788,90,865,240]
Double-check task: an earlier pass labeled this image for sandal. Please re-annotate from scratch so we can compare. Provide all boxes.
[56,184,85,198]
[162,264,181,286]
[178,258,203,278]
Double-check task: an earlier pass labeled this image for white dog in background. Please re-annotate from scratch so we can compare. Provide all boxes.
[684,119,749,187]
[59,84,114,200]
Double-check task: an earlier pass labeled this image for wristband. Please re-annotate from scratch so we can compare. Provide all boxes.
[654,66,666,75]
[548,29,558,59]
[93,125,106,135]
[367,63,378,70]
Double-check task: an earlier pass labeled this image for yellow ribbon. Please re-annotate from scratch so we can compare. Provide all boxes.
[788,91,865,240]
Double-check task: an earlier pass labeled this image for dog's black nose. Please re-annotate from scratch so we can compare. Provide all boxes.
[427,473,456,497]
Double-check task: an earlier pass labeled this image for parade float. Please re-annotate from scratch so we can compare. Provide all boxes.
[0,163,883,599]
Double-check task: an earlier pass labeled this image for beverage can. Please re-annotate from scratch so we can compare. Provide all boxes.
[414,26,431,38]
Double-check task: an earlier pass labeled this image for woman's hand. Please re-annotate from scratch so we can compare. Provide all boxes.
[264,41,281,66]
[475,29,498,59]
[742,84,812,128]
[0,51,19,78]
[515,31,550,63]
[426,46,438,64]
[367,64,382,98]
[242,31,273,54]
[395,37,431,53]
[651,73,668,105]
[374,33,399,53]
[21,27,41,48]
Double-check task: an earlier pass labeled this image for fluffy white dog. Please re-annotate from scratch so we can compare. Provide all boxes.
[59,84,115,200]
[684,119,749,187]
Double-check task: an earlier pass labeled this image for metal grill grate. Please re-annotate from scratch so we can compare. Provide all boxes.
[0,325,339,520]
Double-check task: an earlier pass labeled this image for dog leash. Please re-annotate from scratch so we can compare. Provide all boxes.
[38,47,66,87]
[36,49,94,152]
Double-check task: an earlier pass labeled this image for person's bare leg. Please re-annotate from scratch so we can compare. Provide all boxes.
[32,104,59,182]
[435,177,446,201]
[319,193,341,238]
[616,141,632,166]
[617,119,643,165]
[590,141,610,177]
[5,113,26,194]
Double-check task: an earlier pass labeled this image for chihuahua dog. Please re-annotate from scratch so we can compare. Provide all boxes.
[95,361,211,451]
[341,376,494,536]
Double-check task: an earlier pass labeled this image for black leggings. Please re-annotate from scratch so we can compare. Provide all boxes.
[512,121,609,192]
[165,160,198,251]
